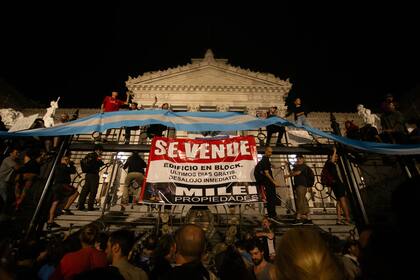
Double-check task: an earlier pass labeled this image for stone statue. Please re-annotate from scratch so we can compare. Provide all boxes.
[357,104,381,130]
[43,97,60,128]
[0,108,24,127]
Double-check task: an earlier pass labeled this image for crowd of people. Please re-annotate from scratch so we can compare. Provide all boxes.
[0,90,418,279]
[1,195,417,280]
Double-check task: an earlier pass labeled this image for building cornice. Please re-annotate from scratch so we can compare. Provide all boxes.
[126,49,292,89]
[129,84,289,93]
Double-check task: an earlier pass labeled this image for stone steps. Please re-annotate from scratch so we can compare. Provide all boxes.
[52,204,357,240]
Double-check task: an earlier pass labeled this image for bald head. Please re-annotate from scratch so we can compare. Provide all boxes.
[175,224,206,261]
[264,146,273,157]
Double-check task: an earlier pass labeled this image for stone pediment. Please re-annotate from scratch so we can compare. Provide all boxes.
[126,49,291,89]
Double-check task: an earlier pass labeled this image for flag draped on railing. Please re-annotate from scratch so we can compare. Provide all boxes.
[1,110,419,155]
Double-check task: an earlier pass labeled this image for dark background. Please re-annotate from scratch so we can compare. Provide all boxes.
[0,3,419,113]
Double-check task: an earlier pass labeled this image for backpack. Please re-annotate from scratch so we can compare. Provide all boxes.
[320,165,334,186]
[80,153,96,173]
[305,166,315,187]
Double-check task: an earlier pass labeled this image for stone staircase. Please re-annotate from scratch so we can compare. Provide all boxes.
[52,204,357,241]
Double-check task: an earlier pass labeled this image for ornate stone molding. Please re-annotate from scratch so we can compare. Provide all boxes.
[126,49,292,89]
[129,84,289,93]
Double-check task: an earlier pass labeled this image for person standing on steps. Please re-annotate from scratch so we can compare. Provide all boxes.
[78,145,104,211]
[284,154,314,225]
[121,151,147,211]
[47,154,78,230]
[254,146,282,221]
[321,148,352,225]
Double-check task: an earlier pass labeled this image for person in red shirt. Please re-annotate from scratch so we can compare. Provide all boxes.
[50,224,108,280]
[100,91,130,141]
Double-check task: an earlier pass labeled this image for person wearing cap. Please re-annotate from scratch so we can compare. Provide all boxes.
[284,154,313,224]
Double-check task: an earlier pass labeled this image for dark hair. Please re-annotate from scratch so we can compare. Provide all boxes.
[94,144,103,151]
[96,232,109,251]
[79,224,100,246]
[216,245,255,280]
[109,230,135,257]
[248,238,265,253]
[152,234,175,260]
[342,240,359,255]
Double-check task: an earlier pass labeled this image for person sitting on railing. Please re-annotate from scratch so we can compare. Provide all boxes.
[124,102,140,144]
[265,106,286,147]
[344,120,361,140]
[146,96,170,139]
[380,101,408,144]
[285,97,310,126]
[100,91,129,142]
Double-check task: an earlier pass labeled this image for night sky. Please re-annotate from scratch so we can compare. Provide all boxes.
[1,3,419,113]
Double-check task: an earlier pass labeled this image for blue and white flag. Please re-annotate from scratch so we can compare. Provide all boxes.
[0,110,419,155]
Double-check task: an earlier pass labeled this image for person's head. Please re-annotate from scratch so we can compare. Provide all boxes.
[261,217,271,230]
[294,97,301,106]
[384,93,393,102]
[161,103,169,110]
[94,145,103,155]
[9,148,19,160]
[61,155,71,165]
[344,120,352,129]
[269,106,278,114]
[264,146,273,157]
[342,240,360,258]
[60,113,70,123]
[106,230,135,262]
[130,102,138,110]
[248,240,265,266]
[356,104,364,112]
[175,224,206,262]
[216,245,255,280]
[327,149,338,163]
[152,234,176,261]
[32,118,45,129]
[275,228,344,280]
[296,154,304,165]
[95,232,109,251]
[111,91,118,98]
[79,224,100,247]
